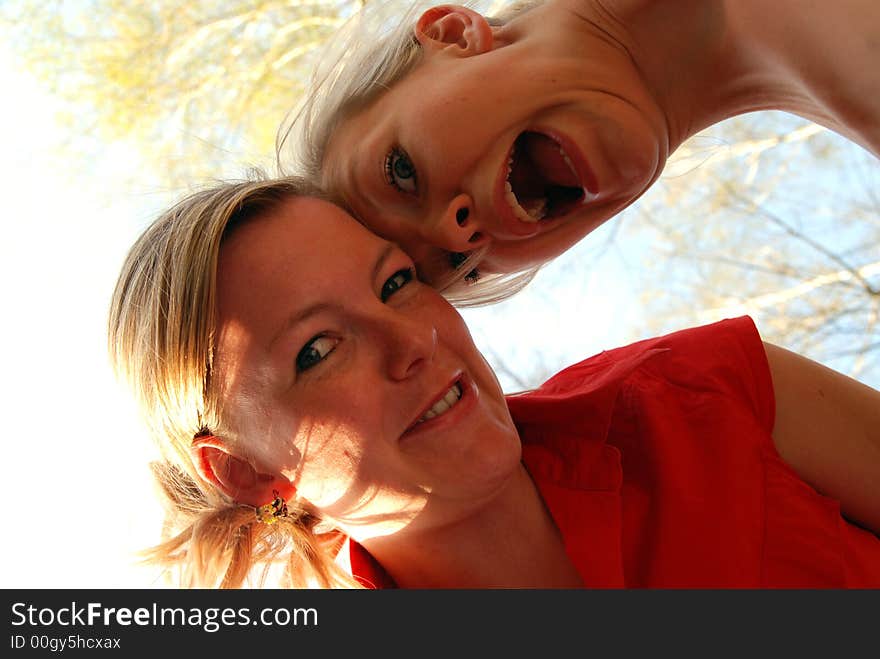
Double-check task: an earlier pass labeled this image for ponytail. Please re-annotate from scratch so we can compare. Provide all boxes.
[143,462,360,588]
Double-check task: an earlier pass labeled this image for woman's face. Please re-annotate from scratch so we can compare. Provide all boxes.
[321,3,668,279]
[212,197,521,542]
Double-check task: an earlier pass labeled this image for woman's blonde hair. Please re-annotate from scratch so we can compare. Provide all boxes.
[108,173,359,588]
[277,0,543,307]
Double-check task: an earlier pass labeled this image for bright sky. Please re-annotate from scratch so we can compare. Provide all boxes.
[0,49,167,588]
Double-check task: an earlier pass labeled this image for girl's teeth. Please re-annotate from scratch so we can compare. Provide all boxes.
[521,198,547,220]
[558,148,593,204]
[504,182,544,223]
[559,147,577,178]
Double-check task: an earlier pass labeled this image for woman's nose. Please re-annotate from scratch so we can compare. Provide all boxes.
[383,312,438,381]
[431,194,489,252]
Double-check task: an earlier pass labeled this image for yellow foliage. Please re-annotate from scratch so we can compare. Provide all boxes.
[2,0,355,182]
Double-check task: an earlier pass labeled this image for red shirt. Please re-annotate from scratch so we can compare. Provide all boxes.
[343,317,880,588]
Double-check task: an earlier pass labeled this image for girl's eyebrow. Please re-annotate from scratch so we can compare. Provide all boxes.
[352,150,385,215]
[328,151,373,220]
[348,161,373,210]
[349,127,390,214]
[268,242,397,350]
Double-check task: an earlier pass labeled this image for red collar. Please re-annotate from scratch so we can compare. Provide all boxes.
[337,536,397,589]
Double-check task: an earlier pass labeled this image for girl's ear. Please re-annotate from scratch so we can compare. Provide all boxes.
[414,5,494,56]
[190,435,294,506]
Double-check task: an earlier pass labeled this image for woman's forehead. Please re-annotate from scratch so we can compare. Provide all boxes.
[215,198,376,308]
[225,196,371,252]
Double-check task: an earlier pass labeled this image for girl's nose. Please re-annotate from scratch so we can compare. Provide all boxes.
[432,194,489,252]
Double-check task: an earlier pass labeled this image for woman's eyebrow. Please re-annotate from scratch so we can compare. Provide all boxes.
[269,302,334,350]
[269,242,398,350]
[372,242,396,282]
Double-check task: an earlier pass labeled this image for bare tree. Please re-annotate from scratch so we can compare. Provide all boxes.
[630,114,880,386]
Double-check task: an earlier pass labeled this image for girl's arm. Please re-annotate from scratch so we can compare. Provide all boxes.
[764,342,880,535]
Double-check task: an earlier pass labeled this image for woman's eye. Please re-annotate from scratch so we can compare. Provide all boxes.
[381,268,414,302]
[295,335,339,373]
[384,147,417,194]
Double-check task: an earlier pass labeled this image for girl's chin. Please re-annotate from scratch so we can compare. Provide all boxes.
[484,235,573,273]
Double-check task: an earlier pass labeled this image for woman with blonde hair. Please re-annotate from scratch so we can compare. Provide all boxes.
[109,174,880,588]
[280,0,880,303]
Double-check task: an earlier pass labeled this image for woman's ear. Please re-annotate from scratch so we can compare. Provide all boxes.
[190,435,294,506]
[415,4,494,56]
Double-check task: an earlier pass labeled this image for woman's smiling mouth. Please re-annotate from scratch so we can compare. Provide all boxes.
[402,377,475,440]
[417,382,462,422]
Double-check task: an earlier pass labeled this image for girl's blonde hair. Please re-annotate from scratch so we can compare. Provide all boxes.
[277,0,543,307]
[108,174,359,588]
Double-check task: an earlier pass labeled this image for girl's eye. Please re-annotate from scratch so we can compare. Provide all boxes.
[296,335,339,373]
[384,147,417,194]
[449,252,468,269]
[381,267,414,302]
[448,252,480,284]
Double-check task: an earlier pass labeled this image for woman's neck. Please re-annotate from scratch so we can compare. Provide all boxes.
[590,0,880,157]
[358,465,583,588]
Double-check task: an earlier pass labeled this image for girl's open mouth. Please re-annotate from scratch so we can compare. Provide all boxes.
[504,131,588,222]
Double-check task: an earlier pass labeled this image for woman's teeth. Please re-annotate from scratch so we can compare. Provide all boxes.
[418,383,462,423]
